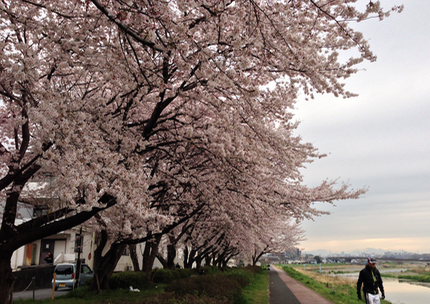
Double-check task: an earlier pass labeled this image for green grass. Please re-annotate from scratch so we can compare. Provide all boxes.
[242,270,269,304]
[382,273,430,282]
[278,265,392,304]
[397,274,430,282]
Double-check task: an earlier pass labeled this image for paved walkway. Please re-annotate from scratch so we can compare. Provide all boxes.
[269,265,333,304]
[12,288,69,302]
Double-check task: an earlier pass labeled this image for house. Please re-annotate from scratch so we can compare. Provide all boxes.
[1,200,95,270]
[1,200,163,273]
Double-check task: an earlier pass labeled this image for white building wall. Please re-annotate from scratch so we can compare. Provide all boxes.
[11,248,24,270]
[53,240,66,262]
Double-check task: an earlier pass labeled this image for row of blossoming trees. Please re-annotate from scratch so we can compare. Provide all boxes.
[0,0,402,302]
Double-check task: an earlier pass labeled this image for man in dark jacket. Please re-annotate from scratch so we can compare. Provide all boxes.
[357,257,385,303]
[44,252,53,264]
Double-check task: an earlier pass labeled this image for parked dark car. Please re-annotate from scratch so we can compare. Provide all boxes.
[52,263,93,290]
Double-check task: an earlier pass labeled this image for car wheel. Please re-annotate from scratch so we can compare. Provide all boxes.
[54,287,58,291]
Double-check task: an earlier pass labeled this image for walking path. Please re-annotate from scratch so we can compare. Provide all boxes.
[12,288,69,302]
[269,265,333,304]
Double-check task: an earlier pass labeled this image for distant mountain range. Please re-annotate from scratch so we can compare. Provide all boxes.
[304,248,413,257]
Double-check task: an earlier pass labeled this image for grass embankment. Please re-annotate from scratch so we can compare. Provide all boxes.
[242,268,269,304]
[277,264,392,304]
[14,266,269,304]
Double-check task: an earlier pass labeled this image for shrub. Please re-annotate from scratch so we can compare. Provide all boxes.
[193,266,221,275]
[152,268,175,284]
[108,271,150,289]
[165,274,244,303]
[83,277,93,287]
[243,265,262,275]
[174,268,193,279]
[224,269,253,288]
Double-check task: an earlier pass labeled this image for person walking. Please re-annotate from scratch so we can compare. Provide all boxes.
[357,257,385,304]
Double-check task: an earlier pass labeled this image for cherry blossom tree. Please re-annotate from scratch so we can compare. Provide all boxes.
[0,0,403,302]
[250,219,304,266]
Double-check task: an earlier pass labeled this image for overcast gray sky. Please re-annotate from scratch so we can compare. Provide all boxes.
[294,0,430,254]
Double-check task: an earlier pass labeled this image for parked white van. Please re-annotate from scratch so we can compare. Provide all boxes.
[52,263,93,290]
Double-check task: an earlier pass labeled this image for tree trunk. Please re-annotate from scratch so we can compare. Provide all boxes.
[129,244,140,271]
[183,247,196,269]
[0,179,28,304]
[195,254,202,270]
[141,234,162,274]
[94,245,125,290]
[166,242,177,269]
[212,251,217,266]
[215,254,223,268]
[183,246,189,268]
[156,254,168,269]
[252,249,266,266]
[90,230,126,290]
[204,255,211,266]
[156,235,176,269]
[0,250,14,304]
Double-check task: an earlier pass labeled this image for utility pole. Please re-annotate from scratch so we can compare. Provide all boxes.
[75,227,83,289]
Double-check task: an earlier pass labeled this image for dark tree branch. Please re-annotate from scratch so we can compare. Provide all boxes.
[89,0,165,52]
